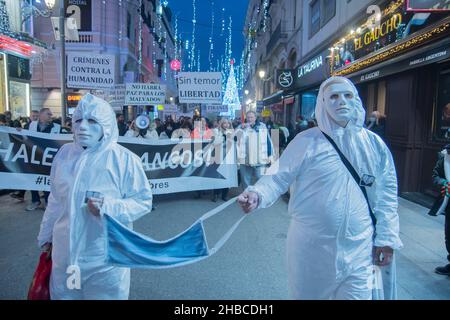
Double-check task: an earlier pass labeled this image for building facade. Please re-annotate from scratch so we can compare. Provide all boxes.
[29,0,179,119]
[242,0,450,196]
[242,0,302,127]
[0,0,48,119]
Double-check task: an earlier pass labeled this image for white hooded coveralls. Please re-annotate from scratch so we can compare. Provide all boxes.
[247,77,402,300]
[37,94,153,300]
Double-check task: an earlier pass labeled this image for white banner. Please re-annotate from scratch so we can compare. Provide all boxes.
[109,84,126,106]
[0,127,237,195]
[163,104,179,112]
[178,72,222,104]
[202,104,229,113]
[125,83,166,105]
[67,53,115,89]
[93,84,126,109]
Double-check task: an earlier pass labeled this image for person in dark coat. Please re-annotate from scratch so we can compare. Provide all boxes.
[428,144,450,276]
[116,114,128,136]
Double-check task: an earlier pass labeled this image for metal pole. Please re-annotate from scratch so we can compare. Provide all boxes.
[59,0,66,124]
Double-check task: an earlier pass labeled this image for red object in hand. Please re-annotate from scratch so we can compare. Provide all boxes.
[27,250,52,300]
[442,183,450,196]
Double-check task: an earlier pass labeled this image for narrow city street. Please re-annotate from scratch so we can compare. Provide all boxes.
[1,0,450,304]
[0,190,448,300]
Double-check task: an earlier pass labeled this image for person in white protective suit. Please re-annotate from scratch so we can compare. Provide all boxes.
[237,76,403,300]
[37,93,153,300]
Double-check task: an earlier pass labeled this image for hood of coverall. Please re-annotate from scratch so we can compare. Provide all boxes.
[315,76,366,136]
[72,93,119,149]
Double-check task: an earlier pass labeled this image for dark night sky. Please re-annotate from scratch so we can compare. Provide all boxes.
[168,0,249,71]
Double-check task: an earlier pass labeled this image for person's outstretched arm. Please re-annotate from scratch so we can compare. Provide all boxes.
[238,134,310,213]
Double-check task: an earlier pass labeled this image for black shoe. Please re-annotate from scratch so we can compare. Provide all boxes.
[435,264,450,275]
[212,194,218,202]
[10,192,24,201]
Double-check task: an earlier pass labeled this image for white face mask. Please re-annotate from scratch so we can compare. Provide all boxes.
[323,83,356,127]
[74,118,104,148]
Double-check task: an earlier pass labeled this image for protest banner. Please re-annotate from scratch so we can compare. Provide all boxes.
[0,127,237,195]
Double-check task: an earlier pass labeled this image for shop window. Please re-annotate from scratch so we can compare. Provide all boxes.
[367,83,377,115]
[310,0,320,37]
[310,0,336,37]
[8,80,30,119]
[434,68,450,141]
[300,92,318,120]
[364,81,387,120]
[322,0,336,27]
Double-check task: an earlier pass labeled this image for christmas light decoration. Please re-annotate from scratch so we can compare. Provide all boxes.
[222,59,241,119]
[174,14,179,60]
[208,0,215,71]
[138,0,143,80]
[190,0,197,70]
[221,7,225,36]
[333,21,450,76]
[262,0,269,32]
[163,30,167,79]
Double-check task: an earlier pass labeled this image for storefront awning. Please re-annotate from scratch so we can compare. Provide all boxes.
[262,90,283,106]
[349,37,450,84]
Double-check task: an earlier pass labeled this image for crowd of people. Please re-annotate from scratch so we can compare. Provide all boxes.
[1,104,388,209]
[3,76,450,300]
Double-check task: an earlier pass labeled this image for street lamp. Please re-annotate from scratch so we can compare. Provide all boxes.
[57,0,66,124]
[244,89,249,95]
[258,69,266,80]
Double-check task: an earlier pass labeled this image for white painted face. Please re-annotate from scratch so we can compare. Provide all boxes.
[74,117,104,148]
[323,82,356,127]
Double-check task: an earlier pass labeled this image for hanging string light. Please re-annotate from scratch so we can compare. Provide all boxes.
[227,16,232,61]
[190,0,197,71]
[262,0,269,32]
[118,0,122,42]
[208,0,215,71]
[163,30,167,79]
[174,14,178,60]
[220,7,225,37]
[138,0,143,81]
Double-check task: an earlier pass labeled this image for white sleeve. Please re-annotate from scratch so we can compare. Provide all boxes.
[124,130,134,137]
[373,141,403,250]
[100,154,153,225]
[37,146,65,247]
[247,134,309,208]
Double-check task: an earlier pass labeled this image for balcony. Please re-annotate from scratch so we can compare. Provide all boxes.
[266,20,288,55]
[65,32,95,43]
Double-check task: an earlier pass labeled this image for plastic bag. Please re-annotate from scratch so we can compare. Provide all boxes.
[371,256,397,300]
[27,249,52,300]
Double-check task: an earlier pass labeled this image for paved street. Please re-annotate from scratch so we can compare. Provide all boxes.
[0,190,449,300]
